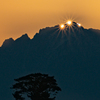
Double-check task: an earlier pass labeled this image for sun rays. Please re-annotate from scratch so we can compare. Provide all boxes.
[66,20,72,26]
[60,24,65,29]
[48,20,82,46]
[59,20,82,36]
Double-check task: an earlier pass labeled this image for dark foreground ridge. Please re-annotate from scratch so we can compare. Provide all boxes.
[0,22,100,100]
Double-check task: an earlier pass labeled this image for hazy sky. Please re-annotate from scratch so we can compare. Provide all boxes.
[0,0,100,46]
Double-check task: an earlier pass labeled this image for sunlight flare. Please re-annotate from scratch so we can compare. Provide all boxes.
[66,20,72,26]
[77,23,81,27]
[60,24,65,29]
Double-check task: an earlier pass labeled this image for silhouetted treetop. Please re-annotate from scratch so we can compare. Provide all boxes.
[11,73,61,100]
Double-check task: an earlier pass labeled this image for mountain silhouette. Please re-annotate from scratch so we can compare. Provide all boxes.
[0,21,100,100]
[2,38,14,48]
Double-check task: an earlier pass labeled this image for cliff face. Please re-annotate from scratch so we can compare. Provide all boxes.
[0,22,100,100]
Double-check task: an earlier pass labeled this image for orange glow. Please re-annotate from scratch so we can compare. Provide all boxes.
[66,20,72,26]
[60,24,65,29]
[0,0,100,46]
[77,23,81,27]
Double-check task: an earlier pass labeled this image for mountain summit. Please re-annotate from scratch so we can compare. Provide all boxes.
[0,22,100,100]
[1,38,14,47]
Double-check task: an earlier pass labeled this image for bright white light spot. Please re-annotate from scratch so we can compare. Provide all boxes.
[66,20,72,26]
[77,23,81,27]
[60,24,65,29]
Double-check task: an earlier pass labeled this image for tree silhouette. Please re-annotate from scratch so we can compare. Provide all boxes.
[11,73,61,100]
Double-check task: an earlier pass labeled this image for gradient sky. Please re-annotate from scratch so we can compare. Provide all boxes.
[0,0,100,46]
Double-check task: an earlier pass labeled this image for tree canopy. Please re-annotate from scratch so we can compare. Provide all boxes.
[11,73,61,100]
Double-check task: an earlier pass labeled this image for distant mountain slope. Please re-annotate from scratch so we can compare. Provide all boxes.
[0,22,100,100]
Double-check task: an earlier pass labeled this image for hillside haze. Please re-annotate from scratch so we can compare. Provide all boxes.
[0,22,100,100]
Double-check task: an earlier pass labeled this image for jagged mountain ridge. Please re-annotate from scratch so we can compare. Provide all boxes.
[0,22,100,100]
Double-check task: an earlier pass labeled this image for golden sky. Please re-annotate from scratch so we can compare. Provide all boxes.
[0,0,100,46]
